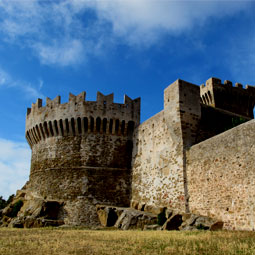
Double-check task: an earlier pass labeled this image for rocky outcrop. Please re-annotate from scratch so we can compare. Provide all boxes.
[0,189,65,228]
[96,205,223,231]
[162,209,224,231]
[96,205,157,230]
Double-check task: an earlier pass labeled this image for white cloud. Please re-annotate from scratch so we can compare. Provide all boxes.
[0,138,30,199]
[0,0,252,65]
[0,67,44,99]
[87,0,251,45]
[34,39,84,67]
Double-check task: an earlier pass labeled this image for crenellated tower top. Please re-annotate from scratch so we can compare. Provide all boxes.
[25,91,140,147]
[200,77,255,118]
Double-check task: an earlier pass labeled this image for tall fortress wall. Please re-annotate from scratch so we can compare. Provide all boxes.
[23,77,255,230]
[131,77,255,230]
[25,91,140,225]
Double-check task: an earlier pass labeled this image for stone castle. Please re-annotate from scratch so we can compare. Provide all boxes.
[21,77,255,230]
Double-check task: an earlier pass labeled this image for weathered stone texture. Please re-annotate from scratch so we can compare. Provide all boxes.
[131,80,201,212]
[28,135,132,225]
[96,205,158,230]
[186,119,255,231]
[10,77,254,229]
[131,81,186,212]
[24,93,138,226]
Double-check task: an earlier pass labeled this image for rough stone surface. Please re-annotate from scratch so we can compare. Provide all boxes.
[162,212,223,231]
[186,120,255,231]
[24,93,139,226]
[4,77,254,230]
[96,205,157,230]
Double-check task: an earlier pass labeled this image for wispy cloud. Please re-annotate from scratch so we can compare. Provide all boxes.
[0,67,44,99]
[34,39,84,67]
[86,0,251,45]
[0,0,252,66]
[0,138,30,199]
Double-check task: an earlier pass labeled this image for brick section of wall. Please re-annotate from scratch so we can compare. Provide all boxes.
[186,120,255,230]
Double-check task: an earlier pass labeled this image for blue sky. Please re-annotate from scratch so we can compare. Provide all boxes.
[0,0,254,199]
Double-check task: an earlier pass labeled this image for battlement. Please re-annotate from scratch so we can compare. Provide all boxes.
[200,77,255,118]
[25,92,140,147]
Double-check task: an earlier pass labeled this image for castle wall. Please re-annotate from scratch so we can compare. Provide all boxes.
[22,77,255,228]
[25,92,139,226]
[28,134,132,226]
[131,79,201,212]
[186,119,255,230]
[200,77,255,118]
[131,109,185,211]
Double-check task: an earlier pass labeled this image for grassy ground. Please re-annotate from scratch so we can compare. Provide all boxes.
[0,228,255,255]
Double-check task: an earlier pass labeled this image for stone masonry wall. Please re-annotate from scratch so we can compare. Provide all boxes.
[186,119,255,231]
[131,80,186,212]
[131,110,186,211]
[131,79,201,212]
[28,134,131,226]
[25,92,139,226]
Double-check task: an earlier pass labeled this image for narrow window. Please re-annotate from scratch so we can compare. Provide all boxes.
[29,130,35,144]
[127,121,135,137]
[49,121,54,136]
[103,118,107,133]
[121,120,125,135]
[54,120,59,135]
[208,91,212,104]
[90,117,94,132]
[36,125,41,140]
[109,119,113,134]
[202,95,206,104]
[33,127,38,142]
[96,117,101,132]
[39,123,45,139]
[77,117,82,134]
[84,117,88,132]
[65,119,69,134]
[59,119,64,136]
[44,121,49,137]
[71,118,76,135]
[205,94,209,104]
[115,119,119,134]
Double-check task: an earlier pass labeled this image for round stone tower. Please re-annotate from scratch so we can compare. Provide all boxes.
[25,91,140,225]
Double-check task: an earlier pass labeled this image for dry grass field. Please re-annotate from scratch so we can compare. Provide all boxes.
[0,228,255,255]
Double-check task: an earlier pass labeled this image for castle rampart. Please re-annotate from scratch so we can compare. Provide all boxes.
[26,92,140,148]
[200,77,255,118]
[25,92,140,225]
[131,78,255,231]
[20,77,255,229]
